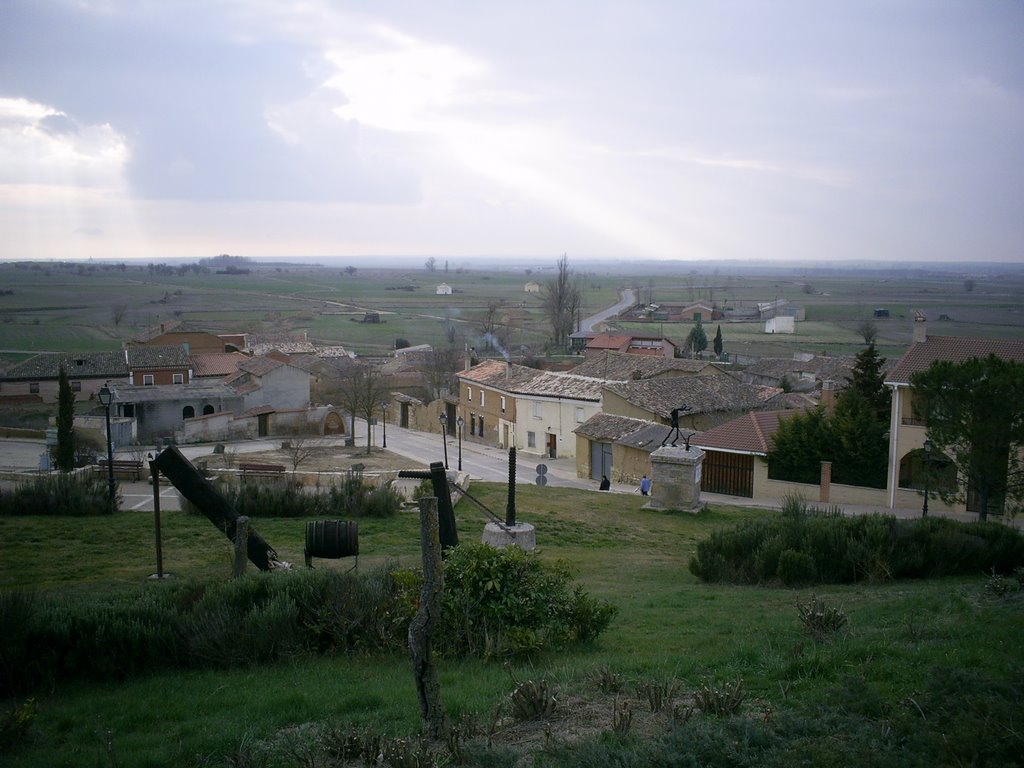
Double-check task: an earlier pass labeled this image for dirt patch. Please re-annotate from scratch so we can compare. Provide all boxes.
[203,445,427,474]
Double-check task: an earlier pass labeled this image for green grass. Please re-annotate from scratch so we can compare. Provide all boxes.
[2,483,1022,765]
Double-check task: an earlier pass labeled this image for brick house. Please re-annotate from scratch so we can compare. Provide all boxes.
[585,332,677,359]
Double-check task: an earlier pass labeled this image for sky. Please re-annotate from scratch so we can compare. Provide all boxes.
[0,1,1022,264]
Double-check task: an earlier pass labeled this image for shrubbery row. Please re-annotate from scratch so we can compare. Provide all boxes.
[689,500,1024,585]
[0,545,616,696]
[184,471,404,518]
[0,473,114,517]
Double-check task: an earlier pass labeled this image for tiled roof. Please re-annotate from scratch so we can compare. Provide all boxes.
[691,410,800,455]
[458,359,607,401]
[237,356,285,376]
[604,376,766,419]
[570,351,718,380]
[886,335,1024,385]
[126,345,191,369]
[742,355,859,384]
[190,352,249,377]
[586,334,631,350]
[616,422,693,452]
[573,413,650,441]
[3,351,127,380]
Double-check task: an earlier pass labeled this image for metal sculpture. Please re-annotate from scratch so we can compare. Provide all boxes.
[661,405,692,449]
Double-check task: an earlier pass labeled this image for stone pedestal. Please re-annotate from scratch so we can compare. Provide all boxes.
[646,446,704,512]
[481,522,537,551]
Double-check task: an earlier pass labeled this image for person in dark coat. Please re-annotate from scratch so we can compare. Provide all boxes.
[599,475,610,491]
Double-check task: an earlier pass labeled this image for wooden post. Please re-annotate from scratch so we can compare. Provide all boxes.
[409,496,446,739]
[233,516,249,578]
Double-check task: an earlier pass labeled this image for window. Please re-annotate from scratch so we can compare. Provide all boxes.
[575,406,585,423]
[480,390,485,407]
[470,415,476,436]
[202,404,215,416]
[172,373,184,384]
[466,386,473,402]
[182,406,195,419]
[500,396,506,413]
[532,401,542,418]
[143,374,154,386]
[29,382,39,394]
[479,417,485,435]
[527,431,536,448]
[71,381,82,392]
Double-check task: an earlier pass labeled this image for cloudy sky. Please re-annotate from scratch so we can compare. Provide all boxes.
[1,1,1021,263]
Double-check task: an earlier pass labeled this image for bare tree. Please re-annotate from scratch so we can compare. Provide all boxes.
[416,348,463,400]
[324,363,369,441]
[857,318,878,345]
[542,254,582,347]
[425,256,437,272]
[111,303,128,326]
[355,365,394,455]
[284,436,318,471]
[479,300,503,345]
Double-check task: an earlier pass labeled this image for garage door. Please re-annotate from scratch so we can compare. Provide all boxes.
[701,451,754,498]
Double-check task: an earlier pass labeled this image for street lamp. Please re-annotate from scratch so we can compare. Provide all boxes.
[456,415,464,472]
[439,412,449,469]
[381,401,389,449]
[922,439,932,518]
[97,383,117,514]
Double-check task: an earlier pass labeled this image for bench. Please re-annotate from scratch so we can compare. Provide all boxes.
[238,462,287,483]
[96,458,144,481]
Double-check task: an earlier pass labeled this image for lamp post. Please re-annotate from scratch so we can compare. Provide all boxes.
[381,401,389,449]
[456,415,464,472]
[922,439,932,518]
[97,384,117,514]
[439,412,449,469]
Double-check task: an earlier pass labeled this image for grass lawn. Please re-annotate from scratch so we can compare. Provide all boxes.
[2,483,1022,766]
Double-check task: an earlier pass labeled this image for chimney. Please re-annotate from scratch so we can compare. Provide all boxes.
[504,360,510,383]
[912,311,927,344]
[820,379,836,409]
[464,350,472,372]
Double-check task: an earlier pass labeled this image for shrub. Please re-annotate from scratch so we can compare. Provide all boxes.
[0,473,115,516]
[777,549,817,586]
[0,567,414,696]
[434,543,617,658]
[690,513,1024,585]
[796,595,848,640]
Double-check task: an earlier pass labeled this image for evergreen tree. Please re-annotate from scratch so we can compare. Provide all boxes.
[844,344,890,424]
[686,319,708,358]
[713,324,723,358]
[54,364,76,471]
[911,354,1024,520]
[767,409,837,484]
[831,389,888,488]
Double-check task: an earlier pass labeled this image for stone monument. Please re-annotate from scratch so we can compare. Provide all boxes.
[646,444,704,512]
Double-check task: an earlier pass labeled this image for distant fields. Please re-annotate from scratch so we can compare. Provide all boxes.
[1,261,1022,363]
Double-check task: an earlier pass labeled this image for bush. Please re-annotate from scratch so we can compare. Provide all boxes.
[433,543,617,658]
[0,567,413,696]
[0,473,115,516]
[690,512,1024,585]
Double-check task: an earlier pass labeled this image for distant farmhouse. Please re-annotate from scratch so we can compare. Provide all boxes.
[435,283,453,295]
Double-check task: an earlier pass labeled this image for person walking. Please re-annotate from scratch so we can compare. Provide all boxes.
[639,474,651,496]
[599,475,610,491]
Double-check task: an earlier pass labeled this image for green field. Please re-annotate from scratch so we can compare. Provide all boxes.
[2,261,1023,360]
[1,483,1022,766]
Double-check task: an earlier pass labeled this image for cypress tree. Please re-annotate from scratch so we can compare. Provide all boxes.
[55,364,76,471]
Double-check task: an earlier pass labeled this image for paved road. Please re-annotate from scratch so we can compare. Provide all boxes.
[581,287,635,332]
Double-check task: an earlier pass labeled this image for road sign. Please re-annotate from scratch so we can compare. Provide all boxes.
[535,475,548,487]
[536,463,548,476]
